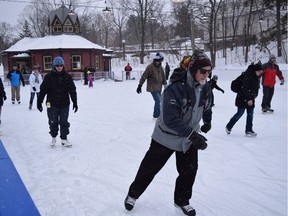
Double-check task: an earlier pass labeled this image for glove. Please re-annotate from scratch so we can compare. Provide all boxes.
[22,83,25,87]
[221,89,225,93]
[3,95,6,100]
[37,103,43,112]
[136,84,142,94]
[188,131,208,150]
[73,103,78,113]
[32,87,36,92]
[280,80,284,85]
[200,122,211,133]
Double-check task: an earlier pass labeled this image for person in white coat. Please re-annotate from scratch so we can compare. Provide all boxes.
[29,65,43,110]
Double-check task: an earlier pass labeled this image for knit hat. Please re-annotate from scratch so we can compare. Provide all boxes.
[189,50,212,70]
[269,54,276,60]
[212,75,218,80]
[188,50,212,77]
[153,52,164,62]
[53,56,65,66]
[249,61,263,72]
[254,61,263,71]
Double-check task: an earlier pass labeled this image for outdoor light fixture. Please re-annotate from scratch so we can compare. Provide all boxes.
[103,0,111,12]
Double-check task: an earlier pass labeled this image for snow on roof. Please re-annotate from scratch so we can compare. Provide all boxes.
[12,53,30,58]
[4,34,106,52]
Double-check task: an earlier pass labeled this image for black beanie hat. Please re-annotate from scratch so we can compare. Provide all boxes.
[249,60,263,72]
[189,50,212,70]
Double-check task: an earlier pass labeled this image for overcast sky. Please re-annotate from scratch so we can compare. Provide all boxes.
[0,0,28,25]
[0,0,172,26]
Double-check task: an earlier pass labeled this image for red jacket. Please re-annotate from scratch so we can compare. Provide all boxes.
[124,65,132,72]
[262,61,284,87]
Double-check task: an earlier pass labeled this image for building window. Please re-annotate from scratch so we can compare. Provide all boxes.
[43,56,52,71]
[95,55,100,69]
[72,55,81,70]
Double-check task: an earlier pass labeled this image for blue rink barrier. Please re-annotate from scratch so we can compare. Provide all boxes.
[0,140,40,216]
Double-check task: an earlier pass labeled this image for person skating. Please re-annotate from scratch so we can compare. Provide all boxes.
[136,52,167,119]
[124,63,132,80]
[125,50,213,216]
[226,61,263,136]
[29,65,43,110]
[37,56,78,147]
[0,77,7,124]
[6,64,25,104]
[165,62,170,80]
[261,54,284,112]
[208,74,224,106]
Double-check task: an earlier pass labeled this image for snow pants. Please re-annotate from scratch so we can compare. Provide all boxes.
[47,106,70,140]
[261,86,274,109]
[127,139,198,206]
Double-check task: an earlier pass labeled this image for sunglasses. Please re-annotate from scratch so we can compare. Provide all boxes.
[55,65,64,67]
[199,68,212,75]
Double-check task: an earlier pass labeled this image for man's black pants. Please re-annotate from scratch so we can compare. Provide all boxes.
[128,139,198,206]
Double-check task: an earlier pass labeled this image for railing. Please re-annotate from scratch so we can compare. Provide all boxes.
[2,70,146,85]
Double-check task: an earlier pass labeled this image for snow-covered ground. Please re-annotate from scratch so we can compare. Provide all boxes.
[0,64,287,216]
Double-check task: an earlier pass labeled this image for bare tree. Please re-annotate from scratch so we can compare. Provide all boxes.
[0,22,15,62]
[207,0,223,68]
[120,0,164,64]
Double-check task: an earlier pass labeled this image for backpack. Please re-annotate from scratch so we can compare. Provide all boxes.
[231,72,245,93]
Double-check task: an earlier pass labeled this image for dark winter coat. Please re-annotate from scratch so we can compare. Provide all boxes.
[235,65,260,108]
[261,61,284,87]
[169,67,186,83]
[151,70,212,152]
[0,78,6,106]
[38,69,77,108]
[208,79,224,92]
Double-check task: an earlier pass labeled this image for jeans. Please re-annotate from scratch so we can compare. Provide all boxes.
[47,106,70,139]
[29,92,39,105]
[226,107,254,132]
[151,91,161,118]
[127,139,198,206]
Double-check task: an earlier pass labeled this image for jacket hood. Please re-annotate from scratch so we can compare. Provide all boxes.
[170,67,187,83]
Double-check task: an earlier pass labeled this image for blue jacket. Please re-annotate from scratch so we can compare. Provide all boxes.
[151,70,212,152]
[6,70,25,87]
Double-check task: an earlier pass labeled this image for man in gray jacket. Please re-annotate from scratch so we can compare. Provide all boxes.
[136,52,167,118]
[125,50,213,216]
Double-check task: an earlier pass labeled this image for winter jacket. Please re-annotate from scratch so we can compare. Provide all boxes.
[139,62,167,92]
[124,65,132,72]
[208,79,224,92]
[6,70,25,87]
[235,65,260,108]
[169,67,186,83]
[261,61,284,87]
[151,70,212,153]
[165,64,170,73]
[29,71,43,93]
[38,69,77,108]
[0,78,6,106]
